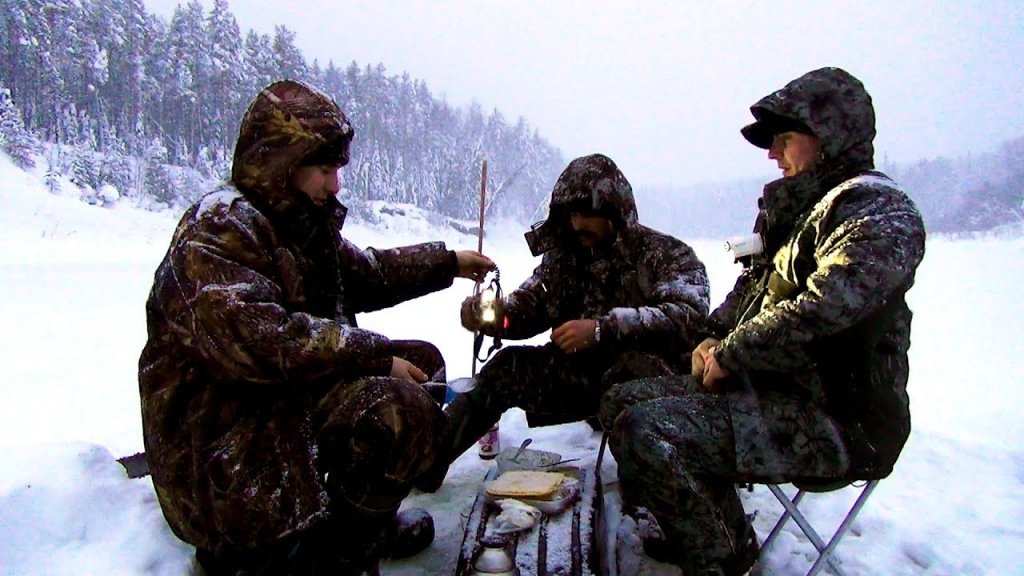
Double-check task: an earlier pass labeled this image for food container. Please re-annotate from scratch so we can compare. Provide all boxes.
[482,475,581,516]
[495,447,562,474]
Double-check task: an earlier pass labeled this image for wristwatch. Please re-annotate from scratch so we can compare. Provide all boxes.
[594,321,601,343]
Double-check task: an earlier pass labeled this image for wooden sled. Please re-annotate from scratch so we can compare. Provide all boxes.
[456,461,603,576]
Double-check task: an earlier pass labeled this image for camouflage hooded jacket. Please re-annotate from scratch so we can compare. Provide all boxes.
[486,153,709,366]
[138,80,459,551]
[709,68,926,480]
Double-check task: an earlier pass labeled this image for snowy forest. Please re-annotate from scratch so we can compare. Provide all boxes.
[0,0,564,222]
[2,0,1022,236]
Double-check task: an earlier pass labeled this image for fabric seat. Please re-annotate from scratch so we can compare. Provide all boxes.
[752,479,879,576]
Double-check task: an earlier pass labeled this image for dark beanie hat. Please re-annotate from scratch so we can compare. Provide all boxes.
[741,109,816,149]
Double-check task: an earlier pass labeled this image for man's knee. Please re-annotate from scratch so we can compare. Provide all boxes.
[602,351,677,386]
[598,376,683,431]
[608,403,654,461]
[598,381,635,431]
[480,345,541,374]
[390,339,446,382]
[474,345,551,400]
[365,379,445,456]
[318,378,444,477]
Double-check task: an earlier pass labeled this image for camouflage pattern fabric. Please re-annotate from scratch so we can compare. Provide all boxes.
[604,376,758,574]
[711,68,926,481]
[197,374,443,576]
[466,346,680,432]
[742,66,876,173]
[604,68,926,574]
[480,153,709,364]
[139,79,457,563]
[452,154,708,452]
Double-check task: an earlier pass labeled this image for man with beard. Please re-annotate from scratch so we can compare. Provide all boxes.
[139,79,493,575]
[600,68,926,575]
[416,153,710,492]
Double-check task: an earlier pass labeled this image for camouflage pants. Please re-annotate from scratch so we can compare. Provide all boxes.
[198,340,445,576]
[469,344,678,429]
[603,376,758,574]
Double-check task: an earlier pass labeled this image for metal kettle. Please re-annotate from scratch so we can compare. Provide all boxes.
[470,535,520,576]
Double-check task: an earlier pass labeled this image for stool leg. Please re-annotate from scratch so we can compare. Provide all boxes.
[806,481,878,576]
[763,484,805,552]
[752,485,806,575]
[773,489,846,576]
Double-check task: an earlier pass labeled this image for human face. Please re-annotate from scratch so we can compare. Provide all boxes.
[768,131,821,177]
[291,164,342,207]
[570,211,614,247]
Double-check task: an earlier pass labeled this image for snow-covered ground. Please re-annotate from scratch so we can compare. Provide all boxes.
[1,151,1022,576]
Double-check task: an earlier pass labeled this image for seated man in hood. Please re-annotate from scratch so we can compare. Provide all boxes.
[138,79,494,576]
[417,153,710,492]
[600,67,926,575]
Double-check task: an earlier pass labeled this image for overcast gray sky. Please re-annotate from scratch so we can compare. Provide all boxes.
[144,0,1024,187]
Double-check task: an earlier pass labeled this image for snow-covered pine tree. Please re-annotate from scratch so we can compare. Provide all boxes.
[98,122,132,199]
[69,146,100,196]
[206,0,244,153]
[45,161,62,195]
[271,25,306,80]
[164,1,209,162]
[0,84,39,169]
[242,30,277,100]
[143,137,174,205]
[103,0,148,149]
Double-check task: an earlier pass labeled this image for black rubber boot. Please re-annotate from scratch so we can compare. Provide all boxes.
[640,539,731,575]
[642,530,758,575]
[641,536,682,565]
[387,508,435,560]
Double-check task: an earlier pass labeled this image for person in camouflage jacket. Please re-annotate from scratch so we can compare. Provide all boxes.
[417,153,710,492]
[138,79,493,575]
[600,67,926,575]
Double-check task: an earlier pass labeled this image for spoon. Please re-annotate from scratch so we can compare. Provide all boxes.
[512,438,532,461]
[540,458,581,468]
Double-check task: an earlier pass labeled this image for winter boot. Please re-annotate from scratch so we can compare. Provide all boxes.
[639,539,735,576]
[414,390,502,493]
[642,532,758,576]
[641,536,682,565]
[387,508,435,560]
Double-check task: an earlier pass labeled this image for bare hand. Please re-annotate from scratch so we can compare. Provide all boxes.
[390,357,428,384]
[551,319,598,354]
[701,347,729,392]
[691,337,720,381]
[455,251,495,281]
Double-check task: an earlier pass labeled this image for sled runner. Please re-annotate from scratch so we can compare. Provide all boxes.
[456,454,604,576]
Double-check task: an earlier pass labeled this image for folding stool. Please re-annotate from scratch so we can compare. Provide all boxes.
[752,479,879,576]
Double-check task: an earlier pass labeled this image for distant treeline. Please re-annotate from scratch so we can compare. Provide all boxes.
[0,0,563,220]
[637,137,1024,240]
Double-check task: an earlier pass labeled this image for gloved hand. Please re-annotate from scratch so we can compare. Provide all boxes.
[691,337,720,381]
